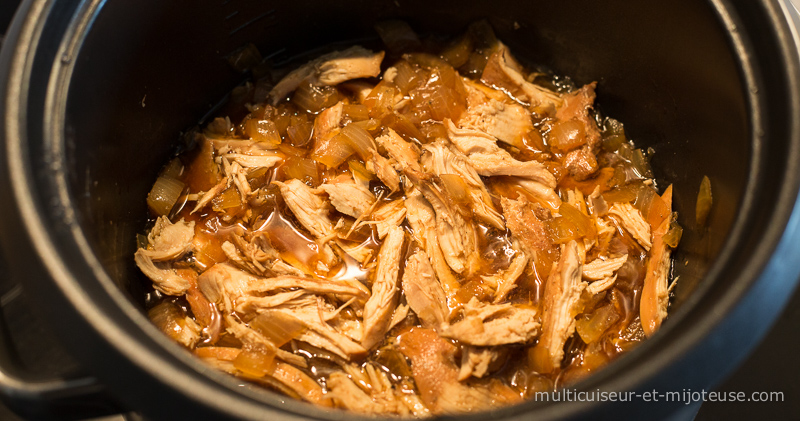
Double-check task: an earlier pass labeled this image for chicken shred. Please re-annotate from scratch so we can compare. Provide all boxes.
[269,46,385,104]
[583,254,628,281]
[402,250,449,328]
[641,186,675,337]
[445,119,557,189]
[320,175,376,218]
[421,140,505,230]
[361,226,405,349]
[406,170,478,276]
[608,202,652,250]
[481,45,563,110]
[458,346,499,381]
[460,98,533,148]
[533,240,586,372]
[439,297,540,346]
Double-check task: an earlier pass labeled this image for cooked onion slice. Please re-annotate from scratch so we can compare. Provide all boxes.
[147,176,185,216]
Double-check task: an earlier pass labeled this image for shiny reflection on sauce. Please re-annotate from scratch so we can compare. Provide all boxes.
[254,207,322,275]
[330,250,371,284]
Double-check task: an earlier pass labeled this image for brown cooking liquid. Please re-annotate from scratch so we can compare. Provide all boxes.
[139,21,680,415]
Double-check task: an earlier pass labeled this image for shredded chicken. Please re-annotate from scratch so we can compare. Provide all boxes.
[586,275,617,295]
[402,250,449,328]
[223,153,283,169]
[273,179,334,239]
[587,186,609,216]
[138,26,681,416]
[583,254,628,281]
[481,250,528,303]
[320,175,376,218]
[439,298,539,346]
[368,150,401,192]
[608,202,652,250]
[191,176,230,214]
[220,158,252,202]
[224,316,308,367]
[445,119,557,188]
[460,98,533,148]
[134,253,192,296]
[266,307,367,359]
[533,240,586,372]
[501,195,557,276]
[458,346,498,381]
[273,179,339,268]
[376,128,422,173]
[641,186,675,337]
[421,140,504,230]
[406,170,478,275]
[138,217,195,261]
[397,328,520,413]
[269,46,385,104]
[403,186,461,300]
[197,263,367,314]
[313,101,343,144]
[362,226,405,349]
[481,45,563,110]
[369,199,407,239]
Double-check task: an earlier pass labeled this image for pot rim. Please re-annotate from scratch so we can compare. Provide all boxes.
[2,0,800,419]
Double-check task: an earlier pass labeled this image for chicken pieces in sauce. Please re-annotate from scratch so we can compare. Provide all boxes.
[136,21,682,416]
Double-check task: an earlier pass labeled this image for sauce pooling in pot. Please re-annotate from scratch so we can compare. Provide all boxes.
[136,20,682,415]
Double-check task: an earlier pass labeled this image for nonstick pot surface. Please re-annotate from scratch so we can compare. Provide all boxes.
[1,0,800,420]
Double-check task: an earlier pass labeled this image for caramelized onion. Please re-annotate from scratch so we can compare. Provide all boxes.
[147,175,185,216]
[374,346,413,380]
[212,188,242,212]
[250,311,306,347]
[233,343,277,377]
[313,133,355,168]
[576,304,620,344]
[286,121,314,148]
[341,124,377,159]
[292,81,339,114]
[602,180,642,204]
[342,104,370,122]
[245,118,281,148]
[193,230,228,269]
[663,214,683,248]
[440,34,474,68]
[629,148,652,179]
[696,175,712,227]
[548,119,586,152]
[364,81,399,119]
[547,203,595,244]
[162,158,184,179]
[392,60,421,94]
[382,113,425,144]
[283,157,320,186]
[601,118,627,152]
[349,160,376,182]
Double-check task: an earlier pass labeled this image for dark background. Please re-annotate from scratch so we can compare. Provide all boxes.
[0,1,798,420]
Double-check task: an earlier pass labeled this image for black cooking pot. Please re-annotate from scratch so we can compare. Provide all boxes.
[1,0,800,420]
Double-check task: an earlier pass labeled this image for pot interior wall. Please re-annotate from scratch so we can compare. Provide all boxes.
[65,0,746,316]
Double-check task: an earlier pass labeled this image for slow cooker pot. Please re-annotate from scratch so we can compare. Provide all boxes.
[1,0,800,419]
